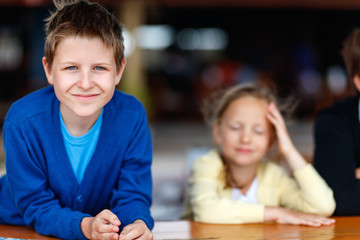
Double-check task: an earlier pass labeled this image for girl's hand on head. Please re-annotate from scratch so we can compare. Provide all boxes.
[265,206,335,227]
[81,209,121,240]
[266,102,294,157]
[119,219,153,240]
[266,102,307,171]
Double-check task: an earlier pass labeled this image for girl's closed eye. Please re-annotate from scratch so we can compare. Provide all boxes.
[229,123,242,131]
[254,127,265,135]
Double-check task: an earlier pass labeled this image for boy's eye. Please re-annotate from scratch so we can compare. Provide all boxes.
[94,66,105,70]
[66,66,77,70]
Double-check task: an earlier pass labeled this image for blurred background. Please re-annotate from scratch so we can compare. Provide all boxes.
[0,0,359,220]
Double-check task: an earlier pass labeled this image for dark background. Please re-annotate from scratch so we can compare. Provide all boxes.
[0,2,359,123]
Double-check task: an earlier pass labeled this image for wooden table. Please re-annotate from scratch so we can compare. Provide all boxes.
[0,224,57,239]
[153,217,360,240]
[1,217,360,239]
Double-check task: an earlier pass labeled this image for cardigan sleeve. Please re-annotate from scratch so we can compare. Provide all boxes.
[109,107,154,230]
[188,151,265,224]
[3,120,90,240]
[314,108,360,215]
[276,163,335,217]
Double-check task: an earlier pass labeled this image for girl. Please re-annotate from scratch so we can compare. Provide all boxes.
[182,84,335,226]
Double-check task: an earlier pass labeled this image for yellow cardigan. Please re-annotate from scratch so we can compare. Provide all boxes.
[181,150,335,224]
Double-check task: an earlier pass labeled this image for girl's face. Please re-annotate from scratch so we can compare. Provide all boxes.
[213,96,273,168]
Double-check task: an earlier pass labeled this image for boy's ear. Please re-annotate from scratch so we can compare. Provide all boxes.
[353,75,360,92]
[42,57,53,85]
[115,58,127,85]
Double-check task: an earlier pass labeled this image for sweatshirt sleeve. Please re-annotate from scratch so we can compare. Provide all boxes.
[277,163,336,217]
[188,151,265,224]
[109,107,154,230]
[3,120,90,240]
[314,108,360,215]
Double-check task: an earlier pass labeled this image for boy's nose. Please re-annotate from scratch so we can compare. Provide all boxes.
[77,72,94,89]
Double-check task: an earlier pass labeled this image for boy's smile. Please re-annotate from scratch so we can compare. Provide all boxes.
[42,36,125,135]
[72,93,100,101]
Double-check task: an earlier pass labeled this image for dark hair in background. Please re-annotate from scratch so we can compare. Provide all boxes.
[341,28,360,94]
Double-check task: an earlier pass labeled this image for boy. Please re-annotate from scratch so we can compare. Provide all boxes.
[314,28,360,216]
[0,0,153,239]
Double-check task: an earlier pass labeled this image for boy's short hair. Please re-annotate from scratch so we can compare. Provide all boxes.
[341,28,360,83]
[44,0,124,71]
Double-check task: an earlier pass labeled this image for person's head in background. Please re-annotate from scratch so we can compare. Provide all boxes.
[342,28,360,94]
[42,0,126,129]
[201,84,281,186]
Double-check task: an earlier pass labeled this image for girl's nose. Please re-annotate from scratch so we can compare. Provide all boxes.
[240,130,251,143]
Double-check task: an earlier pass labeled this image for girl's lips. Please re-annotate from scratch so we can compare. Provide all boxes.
[236,148,252,153]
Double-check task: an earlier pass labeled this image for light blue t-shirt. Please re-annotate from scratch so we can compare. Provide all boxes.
[60,110,103,183]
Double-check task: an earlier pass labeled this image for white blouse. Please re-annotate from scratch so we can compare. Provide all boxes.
[232,177,259,204]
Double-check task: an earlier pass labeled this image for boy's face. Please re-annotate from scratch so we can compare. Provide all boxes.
[43,36,125,122]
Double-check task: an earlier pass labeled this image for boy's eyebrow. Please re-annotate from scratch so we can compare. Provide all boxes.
[58,61,114,66]
[93,62,113,66]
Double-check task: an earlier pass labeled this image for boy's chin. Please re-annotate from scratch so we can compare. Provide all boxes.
[68,108,103,119]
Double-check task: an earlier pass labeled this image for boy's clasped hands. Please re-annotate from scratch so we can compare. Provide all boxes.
[81,210,153,240]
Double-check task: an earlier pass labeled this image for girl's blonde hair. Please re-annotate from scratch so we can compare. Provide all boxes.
[44,0,124,71]
[201,83,283,127]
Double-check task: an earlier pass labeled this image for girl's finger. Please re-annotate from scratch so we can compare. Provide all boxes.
[268,102,285,124]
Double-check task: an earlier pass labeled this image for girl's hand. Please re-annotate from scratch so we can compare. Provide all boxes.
[81,209,121,240]
[266,102,294,157]
[265,206,335,227]
[266,102,306,171]
[119,219,153,240]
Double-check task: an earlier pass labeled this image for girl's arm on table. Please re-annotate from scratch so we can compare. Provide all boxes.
[266,103,335,219]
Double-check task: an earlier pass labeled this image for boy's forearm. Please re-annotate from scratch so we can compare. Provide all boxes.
[81,217,93,239]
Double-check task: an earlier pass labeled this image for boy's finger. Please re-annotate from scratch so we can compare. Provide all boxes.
[99,223,120,233]
[119,224,142,240]
[120,223,134,235]
[109,217,121,227]
[100,209,121,226]
[102,232,120,240]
